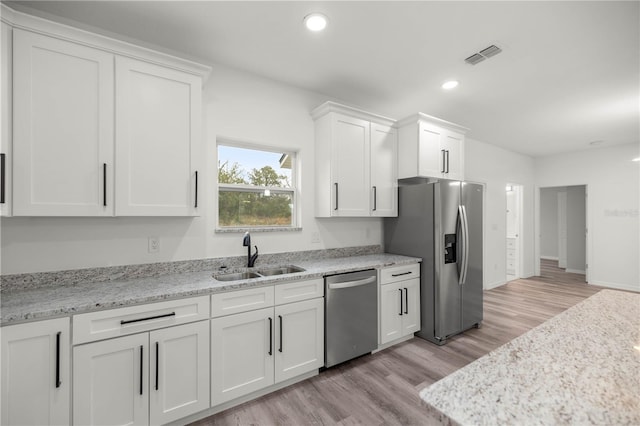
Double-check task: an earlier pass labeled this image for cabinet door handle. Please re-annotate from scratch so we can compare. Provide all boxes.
[55,331,61,388]
[139,345,144,396]
[268,317,273,356]
[446,150,450,174]
[194,170,198,208]
[278,315,283,353]
[120,312,175,325]
[0,153,5,204]
[441,150,446,173]
[391,271,412,277]
[399,288,403,316]
[155,342,159,391]
[103,163,107,206]
[404,288,409,314]
[372,186,377,211]
[334,183,339,211]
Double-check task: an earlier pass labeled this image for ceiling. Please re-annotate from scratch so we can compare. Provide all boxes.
[4,1,639,157]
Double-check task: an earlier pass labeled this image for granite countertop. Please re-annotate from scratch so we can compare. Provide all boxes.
[419,289,640,425]
[1,253,420,325]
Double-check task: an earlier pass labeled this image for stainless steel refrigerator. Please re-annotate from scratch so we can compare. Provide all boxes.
[384,178,483,345]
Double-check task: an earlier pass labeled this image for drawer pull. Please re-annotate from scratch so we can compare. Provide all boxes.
[391,271,413,277]
[55,331,61,388]
[120,312,176,325]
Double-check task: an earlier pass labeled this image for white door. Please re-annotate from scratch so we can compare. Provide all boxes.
[1,22,12,217]
[210,308,274,406]
[442,131,464,180]
[370,123,397,217]
[13,29,114,216]
[274,298,324,383]
[149,321,210,425]
[73,333,149,426]
[115,57,201,216]
[1,318,70,426]
[558,191,568,269]
[417,122,444,178]
[401,279,421,335]
[379,282,403,344]
[331,114,370,216]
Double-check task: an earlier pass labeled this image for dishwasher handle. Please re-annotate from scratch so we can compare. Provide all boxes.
[328,276,376,290]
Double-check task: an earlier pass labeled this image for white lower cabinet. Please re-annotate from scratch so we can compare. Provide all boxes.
[1,318,70,426]
[379,264,421,345]
[210,280,324,407]
[73,320,210,426]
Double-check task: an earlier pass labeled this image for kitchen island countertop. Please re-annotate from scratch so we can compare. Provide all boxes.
[419,289,640,425]
[1,253,420,325]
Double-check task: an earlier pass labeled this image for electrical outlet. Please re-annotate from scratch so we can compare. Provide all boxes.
[148,237,160,253]
[311,232,321,244]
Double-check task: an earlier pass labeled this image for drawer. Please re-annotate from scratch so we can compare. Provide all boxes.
[506,238,516,249]
[507,249,516,259]
[379,263,420,285]
[507,260,516,269]
[274,278,324,305]
[211,285,274,318]
[73,296,209,345]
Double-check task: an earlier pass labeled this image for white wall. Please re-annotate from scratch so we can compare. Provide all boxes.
[0,63,382,274]
[465,138,536,289]
[534,143,640,292]
[540,187,561,259]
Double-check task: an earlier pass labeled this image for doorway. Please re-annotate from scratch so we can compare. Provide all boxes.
[538,185,588,282]
[506,183,523,282]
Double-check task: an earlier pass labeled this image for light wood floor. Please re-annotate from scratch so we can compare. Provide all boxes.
[191,262,598,426]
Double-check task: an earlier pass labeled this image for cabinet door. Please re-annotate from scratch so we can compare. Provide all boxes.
[274,298,324,383]
[401,278,421,335]
[1,22,12,217]
[370,123,397,217]
[331,114,370,216]
[379,282,403,345]
[1,318,70,426]
[211,308,274,406]
[115,57,201,216]
[442,130,464,180]
[150,321,210,425]
[417,122,445,178]
[13,29,114,216]
[73,333,149,426]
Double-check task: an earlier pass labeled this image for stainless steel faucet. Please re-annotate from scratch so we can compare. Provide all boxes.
[242,232,259,267]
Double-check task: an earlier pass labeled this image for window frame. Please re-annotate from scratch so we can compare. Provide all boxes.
[216,138,300,232]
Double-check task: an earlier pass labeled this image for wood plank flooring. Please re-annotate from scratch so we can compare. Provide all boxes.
[191,262,600,426]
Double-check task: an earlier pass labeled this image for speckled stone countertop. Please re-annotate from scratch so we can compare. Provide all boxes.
[1,253,420,325]
[419,289,640,425]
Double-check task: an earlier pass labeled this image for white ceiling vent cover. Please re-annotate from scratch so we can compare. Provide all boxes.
[465,44,502,65]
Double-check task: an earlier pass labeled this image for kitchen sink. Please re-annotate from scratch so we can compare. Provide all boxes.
[213,271,262,282]
[256,265,306,276]
[213,265,306,281]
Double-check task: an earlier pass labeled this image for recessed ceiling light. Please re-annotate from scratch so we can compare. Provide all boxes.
[442,80,459,90]
[632,157,640,162]
[304,13,328,32]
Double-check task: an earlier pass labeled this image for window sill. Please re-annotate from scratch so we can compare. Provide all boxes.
[215,227,302,233]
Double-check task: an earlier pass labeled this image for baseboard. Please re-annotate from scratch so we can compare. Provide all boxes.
[589,280,640,293]
[540,256,559,261]
[484,279,506,290]
[566,268,586,275]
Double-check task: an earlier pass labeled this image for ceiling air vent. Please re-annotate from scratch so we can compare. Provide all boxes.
[465,44,502,65]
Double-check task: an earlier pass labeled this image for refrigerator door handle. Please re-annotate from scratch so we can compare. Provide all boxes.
[460,205,470,284]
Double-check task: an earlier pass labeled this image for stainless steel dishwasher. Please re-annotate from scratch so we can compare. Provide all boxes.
[325,269,378,367]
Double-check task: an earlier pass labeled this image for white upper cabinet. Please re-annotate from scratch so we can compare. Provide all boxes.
[312,102,397,218]
[115,57,201,216]
[12,29,115,216]
[4,5,209,217]
[397,113,467,181]
[1,22,12,217]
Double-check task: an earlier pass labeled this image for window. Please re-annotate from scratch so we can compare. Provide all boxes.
[217,141,297,230]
